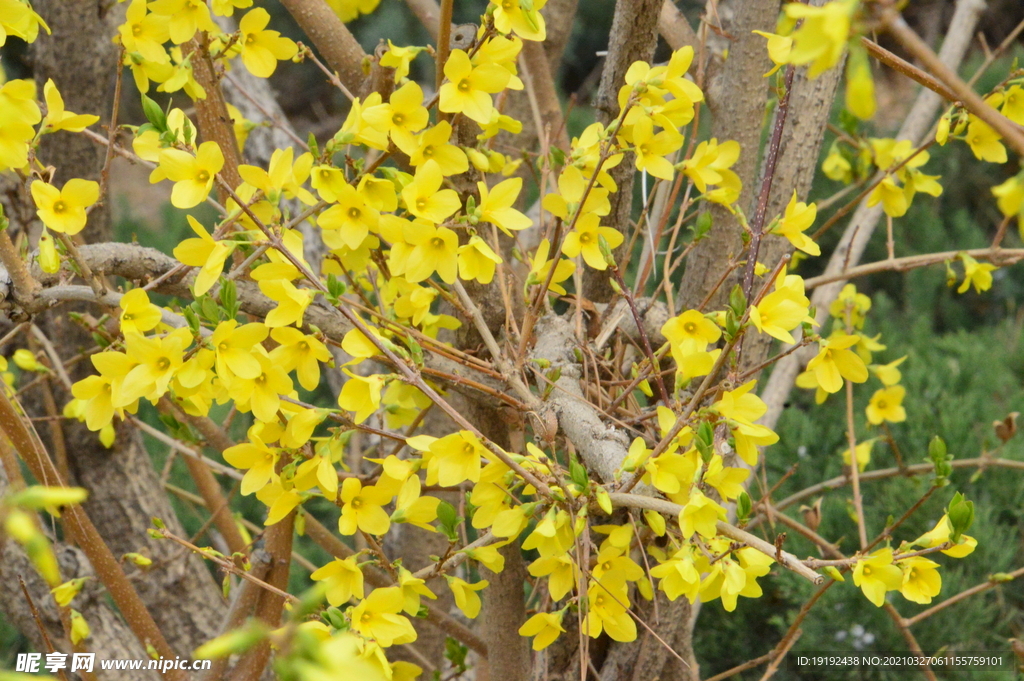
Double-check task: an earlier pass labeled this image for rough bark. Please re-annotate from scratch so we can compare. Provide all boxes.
[736,35,847,375]
[588,0,663,304]
[479,542,531,681]
[30,0,120,244]
[279,0,368,94]
[0,456,163,681]
[675,0,780,312]
[658,0,697,52]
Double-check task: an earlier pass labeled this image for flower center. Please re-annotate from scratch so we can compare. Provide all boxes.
[417,198,428,211]
[52,200,67,214]
[157,357,170,371]
[877,400,888,409]
[218,342,229,353]
[351,498,362,509]
[458,78,472,93]
[245,34,255,45]
[462,443,475,455]
[392,112,405,126]
[256,373,266,386]
[431,237,445,249]
[132,24,143,36]
[348,206,361,219]
[863,566,872,576]
[579,232,592,244]
[422,145,434,157]
[196,170,211,183]
[683,322,697,335]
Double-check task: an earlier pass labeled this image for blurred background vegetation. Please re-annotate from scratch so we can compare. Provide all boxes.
[5,1,1024,678]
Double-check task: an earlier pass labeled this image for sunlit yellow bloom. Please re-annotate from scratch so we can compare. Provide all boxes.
[898,556,941,604]
[404,221,459,284]
[119,288,163,335]
[783,0,857,79]
[771,191,819,256]
[492,0,547,41]
[965,117,1007,164]
[866,385,906,425]
[258,278,314,328]
[42,79,99,132]
[156,141,224,209]
[807,333,868,393]
[447,576,488,619]
[842,438,876,472]
[584,574,635,642]
[438,49,510,124]
[362,80,429,149]
[458,235,502,284]
[853,547,903,607]
[394,121,468,176]
[350,586,417,646]
[224,435,279,495]
[238,8,298,78]
[561,213,623,270]
[679,489,723,539]
[31,179,99,235]
[338,372,385,424]
[752,30,792,76]
[425,431,486,487]
[270,327,331,391]
[528,239,575,296]
[519,611,565,651]
[148,0,218,44]
[0,81,37,120]
[914,514,978,558]
[476,177,531,235]
[870,355,907,386]
[338,478,392,535]
[118,330,188,405]
[957,253,997,294]
[379,41,425,83]
[528,554,580,600]
[311,557,364,607]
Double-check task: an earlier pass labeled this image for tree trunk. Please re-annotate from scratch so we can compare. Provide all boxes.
[0,0,228,660]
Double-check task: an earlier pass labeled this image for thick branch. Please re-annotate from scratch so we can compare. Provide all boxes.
[279,0,368,93]
[658,0,697,51]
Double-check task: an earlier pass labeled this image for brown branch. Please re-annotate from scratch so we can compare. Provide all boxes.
[0,387,187,680]
[804,247,1024,289]
[657,0,697,51]
[227,512,295,681]
[861,38,959,103]
[279,0,368,94]
[404,0,440,41]
[879,10,1024,157]
[186,33,243,192]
